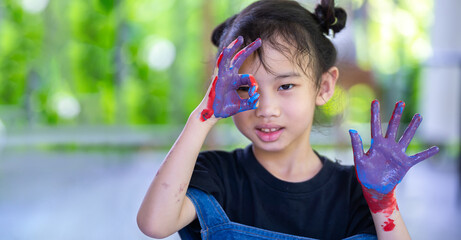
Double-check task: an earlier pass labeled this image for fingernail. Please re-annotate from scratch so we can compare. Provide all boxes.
[396,101,404,113]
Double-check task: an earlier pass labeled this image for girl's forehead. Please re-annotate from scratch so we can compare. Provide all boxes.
[240,42,308,75]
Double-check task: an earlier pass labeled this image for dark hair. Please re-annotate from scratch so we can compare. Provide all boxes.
[211,0,346,89]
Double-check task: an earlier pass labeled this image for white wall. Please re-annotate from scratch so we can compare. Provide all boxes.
[420,0,461,143]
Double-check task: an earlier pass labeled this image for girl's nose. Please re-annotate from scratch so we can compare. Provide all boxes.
[255,92,281,119]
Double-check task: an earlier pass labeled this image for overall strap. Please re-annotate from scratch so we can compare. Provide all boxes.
[186,187,231,229]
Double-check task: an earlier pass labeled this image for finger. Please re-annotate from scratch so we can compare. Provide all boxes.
[385,101,405,140]
[349,129,365,161]
[234,74,259,91]
[398,113,422,149]
[200,76,219,121]
[216,36,244,68]
[231,38,262,69]
[408,146,439,167]
[238,75,260,111]
[239,92,260,112]
[370,100,383,139]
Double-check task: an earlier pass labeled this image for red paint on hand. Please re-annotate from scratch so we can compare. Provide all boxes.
[361,186,397,215]
[249,75,258,92]
[216,52,223,68]
[200,76,218,121]
[361,186,398,232]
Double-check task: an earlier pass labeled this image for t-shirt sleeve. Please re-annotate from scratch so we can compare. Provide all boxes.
[188,151,226,203]
[346,169,377,236]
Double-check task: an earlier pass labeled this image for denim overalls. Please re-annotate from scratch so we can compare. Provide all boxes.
[178,188,377,240]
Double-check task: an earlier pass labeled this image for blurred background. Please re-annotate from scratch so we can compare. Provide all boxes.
[0,0,459,239]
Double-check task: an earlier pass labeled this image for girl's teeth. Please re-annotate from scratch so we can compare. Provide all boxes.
[261,128,278,132]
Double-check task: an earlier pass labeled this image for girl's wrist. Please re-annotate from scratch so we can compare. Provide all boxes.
[189,107,219,129]
[361,185,402,233]
[361,185,398,215]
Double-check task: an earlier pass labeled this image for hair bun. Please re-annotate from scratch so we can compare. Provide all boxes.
[211,14,238,47]
[314,4,347,35]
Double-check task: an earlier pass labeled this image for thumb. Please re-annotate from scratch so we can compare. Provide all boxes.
[349,129,365,161]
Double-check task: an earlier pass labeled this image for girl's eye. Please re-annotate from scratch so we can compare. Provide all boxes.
[237,85,250,99]
[237,86,250,92]
[278,84,294,91]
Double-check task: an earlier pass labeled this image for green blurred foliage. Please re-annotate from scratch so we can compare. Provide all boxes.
[0,0,237,126]
[0,0,432,127]
[352,0,432,121]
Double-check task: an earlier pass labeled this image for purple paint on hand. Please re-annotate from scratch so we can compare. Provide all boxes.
[349,100,439,231]
[349,100,439,195]
[200,36,262,121]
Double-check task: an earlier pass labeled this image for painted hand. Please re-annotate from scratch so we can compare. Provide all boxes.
[349,100,439,195]
[349,100,439,233]
[200,36,262,121]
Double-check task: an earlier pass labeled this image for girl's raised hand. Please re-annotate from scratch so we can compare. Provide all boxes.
[348,100,439,214]
[200,36,262,121]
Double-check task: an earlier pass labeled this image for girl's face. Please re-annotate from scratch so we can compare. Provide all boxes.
[233,43,323,154]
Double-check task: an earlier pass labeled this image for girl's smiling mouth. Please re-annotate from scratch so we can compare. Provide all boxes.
[255,125,284,142]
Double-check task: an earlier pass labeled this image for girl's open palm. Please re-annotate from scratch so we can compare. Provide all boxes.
[349,100,439,195]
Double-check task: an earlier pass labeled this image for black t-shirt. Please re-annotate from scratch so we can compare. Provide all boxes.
[184,145,376,239]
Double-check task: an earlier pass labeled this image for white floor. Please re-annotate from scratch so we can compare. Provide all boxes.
[0,148,459,240]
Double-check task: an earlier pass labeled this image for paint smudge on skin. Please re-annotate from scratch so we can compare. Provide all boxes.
[361,186,397,231]
[179,183,187,193]
[382,218,395,231]
[361,187,397,215]
[175,183,188,199]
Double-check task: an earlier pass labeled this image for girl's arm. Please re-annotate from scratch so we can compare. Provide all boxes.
[137,107,217,238]
[137,36,261,238]
[349,100,439,239]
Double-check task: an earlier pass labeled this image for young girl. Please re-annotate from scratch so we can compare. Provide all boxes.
[137,0,439,239]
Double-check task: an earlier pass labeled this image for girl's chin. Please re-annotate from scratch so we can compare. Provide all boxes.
[252,139,286,153]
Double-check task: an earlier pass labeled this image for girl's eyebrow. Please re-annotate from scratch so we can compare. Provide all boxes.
[274,72,300,79]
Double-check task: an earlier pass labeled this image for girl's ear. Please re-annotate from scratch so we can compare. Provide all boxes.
[315,66,338,106]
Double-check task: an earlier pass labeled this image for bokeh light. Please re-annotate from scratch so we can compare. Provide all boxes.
[20,0,49,14]
[51,92,81,120]
[320,85,348,117]
[347,84,376,123]
[144,37,176,71]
